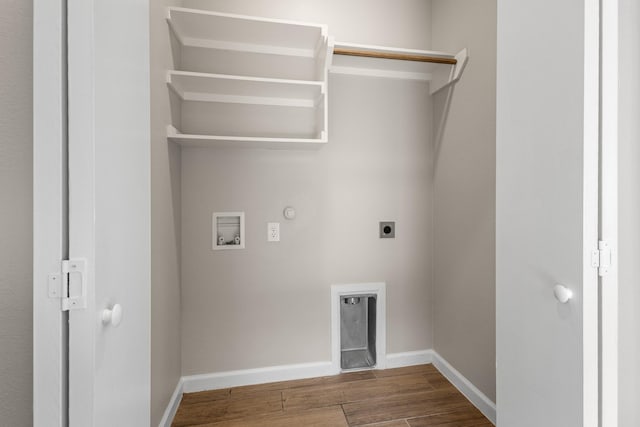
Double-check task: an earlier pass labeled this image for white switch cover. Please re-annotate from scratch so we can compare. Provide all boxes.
[267,222,280,242]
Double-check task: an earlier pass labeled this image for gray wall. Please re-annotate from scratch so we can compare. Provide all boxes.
[178,0,436,376]
[183,0,433,49]
[619,0,640,425]
[181,74,435,374]
[150,0,182,425]
[0,0,33,425]
[431,0,497,401]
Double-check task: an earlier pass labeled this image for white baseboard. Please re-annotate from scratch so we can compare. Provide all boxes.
[385,350,434,369]
[182,361,336,393]
[432,351,496,425]
[162,350,496,427]
[158,378,183,427]
[181,350,434,396]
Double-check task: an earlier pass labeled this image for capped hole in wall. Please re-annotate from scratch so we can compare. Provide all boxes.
[379,221,395,238]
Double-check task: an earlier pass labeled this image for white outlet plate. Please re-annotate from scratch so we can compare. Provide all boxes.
[267,222,280,242]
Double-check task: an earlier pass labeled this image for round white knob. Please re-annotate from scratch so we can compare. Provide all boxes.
[553,284,573,304]
[102,304,123,327]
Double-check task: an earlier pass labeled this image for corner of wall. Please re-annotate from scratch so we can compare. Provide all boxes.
[430,0,497,403]
[150,0,184,425]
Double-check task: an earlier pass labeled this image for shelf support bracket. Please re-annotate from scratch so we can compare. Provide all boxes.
[429,48,469,95]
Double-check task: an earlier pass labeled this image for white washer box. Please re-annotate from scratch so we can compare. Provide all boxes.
[212,211,245,250]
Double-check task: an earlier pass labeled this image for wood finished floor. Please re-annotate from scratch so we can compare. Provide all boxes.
[172,364,493,427]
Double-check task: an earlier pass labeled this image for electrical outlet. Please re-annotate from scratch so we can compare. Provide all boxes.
[267,222,280,242]
[379,221,395,238]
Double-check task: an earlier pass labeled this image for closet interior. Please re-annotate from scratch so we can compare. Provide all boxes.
[150,1,496,425]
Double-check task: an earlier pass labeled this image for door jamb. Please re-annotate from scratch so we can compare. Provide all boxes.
[33,0,68,425]
[600,0,619,425]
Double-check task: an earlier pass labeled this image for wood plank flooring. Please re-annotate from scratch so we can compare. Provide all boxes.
[172,364,493,427]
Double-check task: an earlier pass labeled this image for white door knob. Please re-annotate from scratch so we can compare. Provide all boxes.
[102,304,123,327]
[553,284,573,304]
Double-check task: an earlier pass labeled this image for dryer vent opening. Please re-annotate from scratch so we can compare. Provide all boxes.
[340,294,377,370]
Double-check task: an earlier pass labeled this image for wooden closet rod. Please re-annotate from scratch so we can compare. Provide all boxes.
[334,48,458,65]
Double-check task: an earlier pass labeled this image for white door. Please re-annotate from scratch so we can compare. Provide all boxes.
[67,0,151,425]
[496,0,600,426]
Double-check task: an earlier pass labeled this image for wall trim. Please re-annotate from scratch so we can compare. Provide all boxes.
[432,351,496,425]
[158,378,183,427]
[181,349,433,395]
[161,351,496,426]
[385,349,434,369]
[182,361,336,393]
